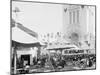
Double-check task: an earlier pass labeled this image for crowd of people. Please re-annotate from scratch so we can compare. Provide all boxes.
[12,49,96,74]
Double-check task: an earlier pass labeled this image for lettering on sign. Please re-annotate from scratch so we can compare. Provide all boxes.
[64,49,84,54]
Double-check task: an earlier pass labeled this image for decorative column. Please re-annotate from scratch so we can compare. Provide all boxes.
[13,47,17,74]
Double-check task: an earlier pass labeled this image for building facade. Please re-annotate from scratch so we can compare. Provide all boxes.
[62,5,95,47]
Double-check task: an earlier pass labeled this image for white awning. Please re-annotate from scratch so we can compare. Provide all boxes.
[12,27,39,43]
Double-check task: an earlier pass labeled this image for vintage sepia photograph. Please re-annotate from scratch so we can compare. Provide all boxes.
[11,0,96,75]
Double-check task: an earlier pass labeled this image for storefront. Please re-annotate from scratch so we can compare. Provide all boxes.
[11,40,44,74]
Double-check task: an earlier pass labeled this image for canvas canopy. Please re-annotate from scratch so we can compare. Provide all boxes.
[12,27,40,44]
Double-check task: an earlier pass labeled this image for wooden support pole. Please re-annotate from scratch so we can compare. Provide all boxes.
[14,47,17,74]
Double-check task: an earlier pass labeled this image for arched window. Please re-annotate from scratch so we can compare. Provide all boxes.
[69,12,72,24]
[77,10,79,23]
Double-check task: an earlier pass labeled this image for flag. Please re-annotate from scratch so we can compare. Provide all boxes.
[51,33,53,38]
[64,8,67,13]
[13,7,20,13]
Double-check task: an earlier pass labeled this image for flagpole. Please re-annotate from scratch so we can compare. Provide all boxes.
[12,7,20,74]
[13,7,20,26]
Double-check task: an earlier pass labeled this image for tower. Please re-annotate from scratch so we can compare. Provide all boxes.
[63,5,89,45]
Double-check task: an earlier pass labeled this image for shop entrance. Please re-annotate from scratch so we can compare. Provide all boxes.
[21,55,30,66]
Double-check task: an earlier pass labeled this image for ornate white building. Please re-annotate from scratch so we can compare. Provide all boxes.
[62,5,95,47]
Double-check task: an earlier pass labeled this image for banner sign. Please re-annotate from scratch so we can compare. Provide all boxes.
[62,49,90,55]
[64,50,84,54]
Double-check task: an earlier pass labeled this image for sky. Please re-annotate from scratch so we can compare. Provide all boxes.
[12,1,95,43]
[12,1,63,35]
